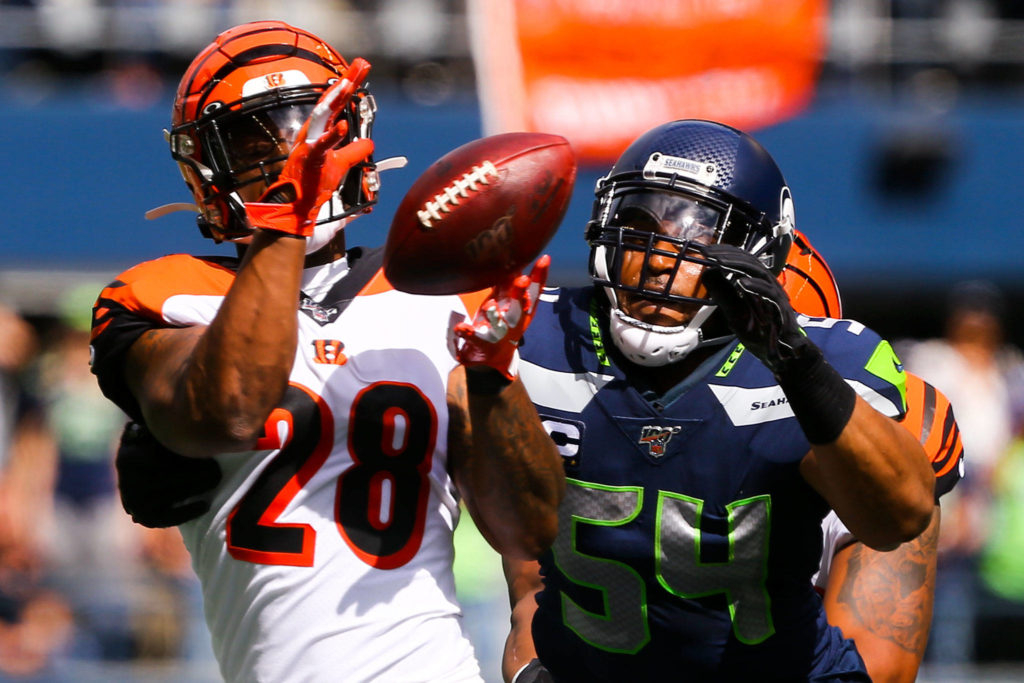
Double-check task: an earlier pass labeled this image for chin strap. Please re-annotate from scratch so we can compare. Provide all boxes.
[608,304,718,367]
[375,155,408,172]
[144,202,199,220]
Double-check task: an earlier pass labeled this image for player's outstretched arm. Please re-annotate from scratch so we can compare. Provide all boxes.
[700,244,933,549]
[799,397,934,550]
[125,66,374,457]
[125,233,306,456]
[824,507,940,683]
[447,257,566,559]
[447,370,564,559]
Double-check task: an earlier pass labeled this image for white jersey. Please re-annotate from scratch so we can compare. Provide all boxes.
[813,511,855,592]
[90,248,487,683]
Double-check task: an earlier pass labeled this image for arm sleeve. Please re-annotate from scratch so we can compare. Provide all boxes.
[89,253,236,421]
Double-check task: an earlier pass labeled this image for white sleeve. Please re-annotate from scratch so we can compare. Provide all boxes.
[813,510,856,592]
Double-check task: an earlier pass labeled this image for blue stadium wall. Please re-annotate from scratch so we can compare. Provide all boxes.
[2,90,1022,341]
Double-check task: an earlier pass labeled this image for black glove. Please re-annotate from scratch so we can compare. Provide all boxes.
[115,421,222,528]
[513,659,555,683]
[700,243,856,444]
[699,243,812,372]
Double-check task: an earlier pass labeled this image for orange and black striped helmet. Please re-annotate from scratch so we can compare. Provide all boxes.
[168,21,378,241]
[779,229,842,318]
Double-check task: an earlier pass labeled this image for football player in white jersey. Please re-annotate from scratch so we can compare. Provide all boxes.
[89,21,564,683]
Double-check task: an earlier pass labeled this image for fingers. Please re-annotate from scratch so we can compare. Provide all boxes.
[698,266,731,301]
[455,254,552,353]
[701,243,772,280]
[327,137,374,169]
[345,57,373,92]
[530,254,551,284]
[527,255,551,304]
[305,58,372,144]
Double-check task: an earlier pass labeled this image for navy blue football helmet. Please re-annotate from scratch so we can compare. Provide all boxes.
[587,120,795,366]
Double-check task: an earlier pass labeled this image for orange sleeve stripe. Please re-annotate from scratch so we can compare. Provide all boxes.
[90,318,112,341]
[901,373,927,443]
[926,403,957,460]
[99,254,235,318]
[903,373,964,480]
[934,442,964,478]
[932,415,964,478]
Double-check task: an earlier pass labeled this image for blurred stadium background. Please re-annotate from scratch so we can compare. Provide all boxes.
[1,1,1023,681]
[2,0,1023,345]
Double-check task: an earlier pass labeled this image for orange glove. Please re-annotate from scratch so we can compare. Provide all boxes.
[246,58,375,236]
[454,255,550,382]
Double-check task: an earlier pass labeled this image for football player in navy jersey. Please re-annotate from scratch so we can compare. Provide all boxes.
[503,230,964,683]
[502,119,934,682]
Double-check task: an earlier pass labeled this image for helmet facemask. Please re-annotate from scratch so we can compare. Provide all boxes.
[587,157,794,367]
[588,182,789,307]
[170,83,379,243]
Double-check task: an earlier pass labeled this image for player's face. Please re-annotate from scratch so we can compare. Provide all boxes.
[219,105,311,203]
[612,195,718,327]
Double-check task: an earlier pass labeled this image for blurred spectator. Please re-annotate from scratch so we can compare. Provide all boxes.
[36,0,103,58]
[30,293,134,661]
[977,362,1024,658]
[898,280,1024,668]
[0,304,37,469]
[0,303,74,679]
[22,285,211,670]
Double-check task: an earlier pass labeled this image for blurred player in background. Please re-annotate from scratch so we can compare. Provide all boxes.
[501,119,934,682]
[89,21,564,683]
[787,232,963,683]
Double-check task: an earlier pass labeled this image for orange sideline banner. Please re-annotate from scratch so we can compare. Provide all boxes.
[468,0,827,164]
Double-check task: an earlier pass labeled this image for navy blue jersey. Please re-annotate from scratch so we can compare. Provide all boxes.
[518,286,908,682]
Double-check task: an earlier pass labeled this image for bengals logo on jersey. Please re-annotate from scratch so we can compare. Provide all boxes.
[312,340,347,365]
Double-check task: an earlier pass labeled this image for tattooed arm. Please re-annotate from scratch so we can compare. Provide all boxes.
[822,506,941,683]
[447,366,565,560]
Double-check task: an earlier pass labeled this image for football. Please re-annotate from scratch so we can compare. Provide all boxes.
[383,132,577,294]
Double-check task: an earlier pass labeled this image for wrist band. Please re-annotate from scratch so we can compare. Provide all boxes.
[774,344,857,445]
[245,202,311,237]
[465,366,514,395]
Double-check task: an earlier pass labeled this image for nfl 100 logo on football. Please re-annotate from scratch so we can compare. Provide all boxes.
[639,425,682,457]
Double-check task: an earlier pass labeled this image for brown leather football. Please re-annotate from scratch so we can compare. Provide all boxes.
[384,132,576,294]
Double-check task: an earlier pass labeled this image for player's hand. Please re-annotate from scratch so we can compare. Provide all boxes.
[512,659,555,683]
[454,254,550,383]
[699,243,811,373]
[116,422,222,528]
[245,58,375,237]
